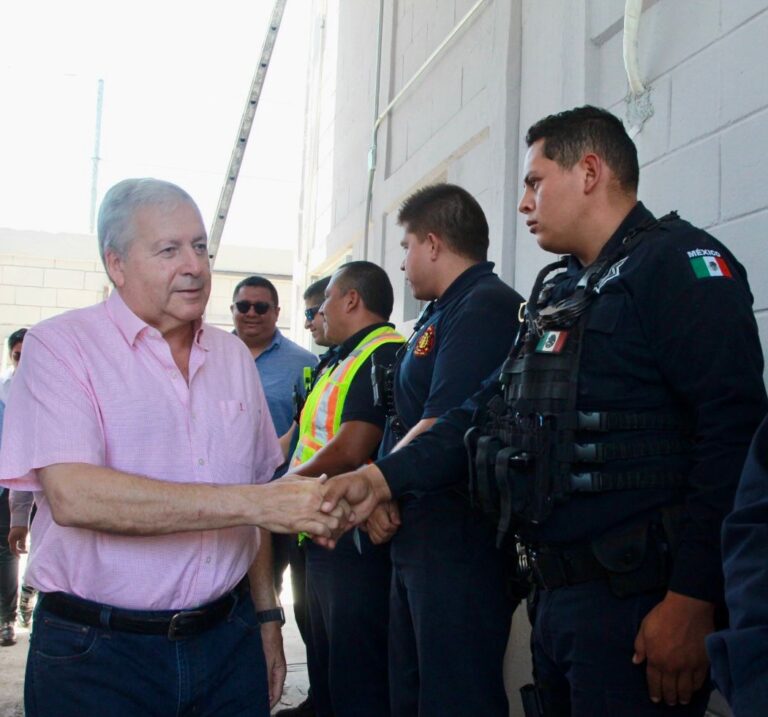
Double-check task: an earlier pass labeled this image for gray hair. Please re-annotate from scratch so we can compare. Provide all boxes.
[97,178,201,267]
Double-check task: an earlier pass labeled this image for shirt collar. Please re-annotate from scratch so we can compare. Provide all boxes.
[567,201,654,272]
[435,261,496,309]
[256,329,282,359]
[105,290,207,350]
[336,322,394,362]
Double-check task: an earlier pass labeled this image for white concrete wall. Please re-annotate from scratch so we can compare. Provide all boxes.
[296,1,767,713]
[297,0,768,378]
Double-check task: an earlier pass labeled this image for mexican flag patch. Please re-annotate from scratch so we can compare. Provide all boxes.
[689,254,732,279]
[536,330,568,353]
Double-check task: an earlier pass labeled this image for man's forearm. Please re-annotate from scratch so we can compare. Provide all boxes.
[289,421,383,479]
[38,462,344,538]
[40,463,257,534]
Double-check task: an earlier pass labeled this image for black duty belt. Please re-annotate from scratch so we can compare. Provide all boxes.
[523,542,607,591]
[38,579,248,641]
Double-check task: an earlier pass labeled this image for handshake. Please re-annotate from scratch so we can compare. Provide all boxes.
[261,464,399,547]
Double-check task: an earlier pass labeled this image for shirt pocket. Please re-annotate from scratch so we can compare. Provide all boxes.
[215,399,256,477]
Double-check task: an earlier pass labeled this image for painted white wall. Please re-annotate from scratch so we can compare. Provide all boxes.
[297,0,768,384]
[296,1,767,713]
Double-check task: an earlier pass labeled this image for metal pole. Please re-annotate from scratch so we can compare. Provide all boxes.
[362,0,489,247]
[89,78,104,234]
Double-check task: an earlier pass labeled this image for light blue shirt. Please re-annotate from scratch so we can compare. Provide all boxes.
[254,329,318,437]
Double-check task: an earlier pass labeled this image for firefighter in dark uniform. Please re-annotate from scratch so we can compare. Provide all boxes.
[319,106,767,717]
[365,184,524,717]
[707,414,768,716]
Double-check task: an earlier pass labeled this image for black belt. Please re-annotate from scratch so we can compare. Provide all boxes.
[38,579,248,641]
[524,542,607,591]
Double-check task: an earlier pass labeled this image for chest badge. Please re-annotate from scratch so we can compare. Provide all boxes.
[536,330,568,353]
[413,324,436,357]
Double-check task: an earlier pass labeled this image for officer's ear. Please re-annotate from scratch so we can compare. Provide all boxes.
[344,288,361,313]
[425,231,442,259]
[581,152,602,195]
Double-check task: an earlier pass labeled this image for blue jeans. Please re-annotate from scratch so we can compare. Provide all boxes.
[26,590,269,717]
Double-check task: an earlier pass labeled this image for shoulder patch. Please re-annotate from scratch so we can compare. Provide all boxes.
[413,324,436,357]
[687,250,732,279]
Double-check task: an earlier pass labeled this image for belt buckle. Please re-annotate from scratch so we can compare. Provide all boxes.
[515,541,531,575]
[167,609,205,641]
[530,549,566,591]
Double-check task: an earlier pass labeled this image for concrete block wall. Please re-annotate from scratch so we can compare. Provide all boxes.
[295,1,768,713]
[297,0,522,331]
[586,0,768,385]
[0,252,109,371]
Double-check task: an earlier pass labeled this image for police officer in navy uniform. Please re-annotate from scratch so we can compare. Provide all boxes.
[318,106,767,716]
[707,414,768,716]
[364,184,523,716]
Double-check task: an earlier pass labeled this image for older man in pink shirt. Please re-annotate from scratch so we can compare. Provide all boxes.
[0,178,343,717]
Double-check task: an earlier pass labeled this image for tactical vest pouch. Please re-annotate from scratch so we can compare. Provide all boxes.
[591,520,669,598]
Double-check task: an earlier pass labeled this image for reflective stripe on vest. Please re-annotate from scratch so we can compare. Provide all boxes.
[290,326,405,467]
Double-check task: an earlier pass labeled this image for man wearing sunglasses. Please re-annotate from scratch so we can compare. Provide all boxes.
[231,276,318,453]
[0,178,347,717]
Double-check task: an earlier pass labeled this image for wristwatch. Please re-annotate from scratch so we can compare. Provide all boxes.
[255,607,286,627]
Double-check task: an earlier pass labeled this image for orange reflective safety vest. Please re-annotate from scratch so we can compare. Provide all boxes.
[290,325,405,467]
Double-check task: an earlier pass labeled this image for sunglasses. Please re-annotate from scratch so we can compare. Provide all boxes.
[304,305,322,321]
[234,301,275,315]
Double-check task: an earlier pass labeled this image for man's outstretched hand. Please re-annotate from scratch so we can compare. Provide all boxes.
[256,474,349,543]
[311,464,392,547]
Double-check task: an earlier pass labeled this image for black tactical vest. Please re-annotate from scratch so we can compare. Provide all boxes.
[466,214,692,548]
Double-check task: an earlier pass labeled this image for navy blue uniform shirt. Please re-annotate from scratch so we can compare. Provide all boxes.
[377,202,767,602]
[708,414,768,714]
[379,261,523,459]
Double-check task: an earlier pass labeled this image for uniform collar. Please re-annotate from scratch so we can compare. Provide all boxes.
[435,261,495,309]
[336,322,394,362]
[105,289,207,350]
[258,329,283,357]
[567,202,655,273]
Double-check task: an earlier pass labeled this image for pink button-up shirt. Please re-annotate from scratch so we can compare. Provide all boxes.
[0,291,283,609]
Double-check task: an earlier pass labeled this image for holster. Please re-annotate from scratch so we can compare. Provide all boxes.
[591,518,671,598]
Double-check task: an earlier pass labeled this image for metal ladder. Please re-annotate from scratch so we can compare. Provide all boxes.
[208,0,288,266]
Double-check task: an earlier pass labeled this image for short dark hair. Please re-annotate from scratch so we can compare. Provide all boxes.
[232,276,279,306]
[525,106,639,192]
[333,261,394,320]
[303,276,331,303]
[397,183,489,262]
[8,328,27,351]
